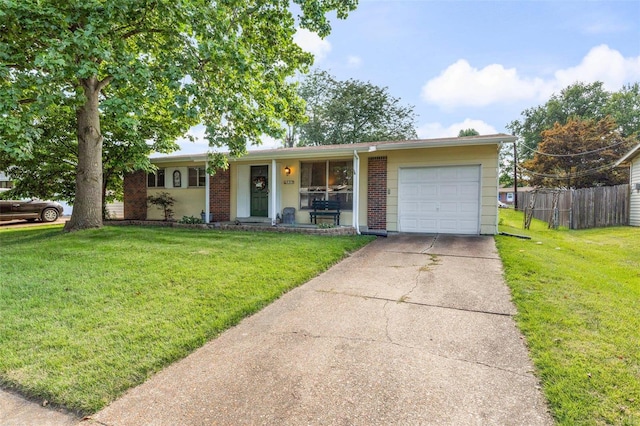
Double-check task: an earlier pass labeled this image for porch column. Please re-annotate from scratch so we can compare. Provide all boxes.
[353,151,360,233]
[205,170,210,224]
[271,159,277,225]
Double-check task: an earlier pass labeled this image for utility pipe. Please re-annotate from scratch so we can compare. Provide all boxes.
[353,150,360,234]
[205,168,210,224]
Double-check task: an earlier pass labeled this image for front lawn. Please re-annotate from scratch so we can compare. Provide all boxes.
[496,209,640,425]
[0,225,373,414]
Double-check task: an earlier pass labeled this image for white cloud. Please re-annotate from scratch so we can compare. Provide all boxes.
[347,55,362,68]
[249,135,282,151]
[421,45,640,109]
[416,119,497,139]
[421,60,549,109]
[553,44,640,91]
[293,28,332,63]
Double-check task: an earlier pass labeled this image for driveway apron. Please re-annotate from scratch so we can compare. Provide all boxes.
[84,234,552,425]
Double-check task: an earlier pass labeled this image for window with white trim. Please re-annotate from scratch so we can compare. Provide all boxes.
[188,167,206,187]
[147,169,165,187]
[299,160,353,210]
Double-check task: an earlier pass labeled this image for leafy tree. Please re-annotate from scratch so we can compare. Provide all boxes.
[507,82,614,160]
[458,128,479,137]
[604,83,640,138]
[522,117,633,188]
[503,81,640,188]
[297,70,417,146]
[0,93,174,217]
[0,0,356,231]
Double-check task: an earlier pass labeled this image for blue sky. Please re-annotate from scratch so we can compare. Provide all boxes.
[170,0,640,155]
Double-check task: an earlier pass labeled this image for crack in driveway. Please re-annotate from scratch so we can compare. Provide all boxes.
[315,289,514,318]
[272,330,532,378]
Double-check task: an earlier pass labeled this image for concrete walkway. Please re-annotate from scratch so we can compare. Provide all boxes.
[2,234,553,425]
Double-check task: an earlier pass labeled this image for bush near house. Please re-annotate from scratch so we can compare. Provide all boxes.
[496,209,639,425]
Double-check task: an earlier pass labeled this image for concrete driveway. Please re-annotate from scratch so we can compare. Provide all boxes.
[2,234,553,425]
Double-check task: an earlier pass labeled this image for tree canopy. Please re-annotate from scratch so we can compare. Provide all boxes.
[296,70,417,146]
[522,117,634,188]
[458,128,479,137]
[0,0,357,231]
[502,81,640,188]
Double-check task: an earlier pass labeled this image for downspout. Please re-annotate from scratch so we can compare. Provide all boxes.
[205,168,210,224]
[353,150,360,234]
[271,159,277,225]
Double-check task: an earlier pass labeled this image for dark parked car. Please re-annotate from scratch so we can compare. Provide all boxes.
[0,198,64,222]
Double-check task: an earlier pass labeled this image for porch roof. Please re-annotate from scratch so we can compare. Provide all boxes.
[150,133,516,164]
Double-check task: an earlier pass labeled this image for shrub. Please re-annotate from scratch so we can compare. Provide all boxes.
[147,192,176,221]
[178,216,204,224]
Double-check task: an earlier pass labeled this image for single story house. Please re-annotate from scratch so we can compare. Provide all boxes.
[124,134,517,235]
[498,186,533,206]
[617,143,640,227]
[0,172,12,189]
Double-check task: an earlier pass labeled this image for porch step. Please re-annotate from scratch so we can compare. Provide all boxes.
[234,217,272,224]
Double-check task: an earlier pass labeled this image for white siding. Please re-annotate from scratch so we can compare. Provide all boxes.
[631,158,640,226]
[106,202,124,219]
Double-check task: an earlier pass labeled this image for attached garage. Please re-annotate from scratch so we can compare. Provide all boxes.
[398,165,480,234]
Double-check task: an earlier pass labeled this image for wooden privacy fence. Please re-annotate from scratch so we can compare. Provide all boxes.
[517,184,629,229]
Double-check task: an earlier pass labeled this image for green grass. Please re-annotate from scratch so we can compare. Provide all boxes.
[496,209,640,425]
[0,225,374,414]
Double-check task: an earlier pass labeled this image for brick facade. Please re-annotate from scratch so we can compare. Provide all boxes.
[367,156,387,230]
[209,168,231,222]
[123,171,148,220]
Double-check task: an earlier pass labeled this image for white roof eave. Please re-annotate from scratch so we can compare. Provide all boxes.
[150,134,517,164]
[616,143,640,166]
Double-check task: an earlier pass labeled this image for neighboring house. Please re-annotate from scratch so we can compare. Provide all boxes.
[124,134,517,235]
[617,143,640,227]
[106,201,124,219]
[498,186,533,206]
[0,172,12,189]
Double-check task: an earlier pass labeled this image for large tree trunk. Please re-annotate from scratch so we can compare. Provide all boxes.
[64,77,104,232]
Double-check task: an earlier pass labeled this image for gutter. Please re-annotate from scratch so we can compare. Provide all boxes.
[353,150,360,235]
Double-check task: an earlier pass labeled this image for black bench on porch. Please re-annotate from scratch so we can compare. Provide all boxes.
[309,199,341,225]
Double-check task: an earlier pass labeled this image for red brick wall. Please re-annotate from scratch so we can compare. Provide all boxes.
[210,168,231,222]
[124,171,148,220]
[367,156,387,230]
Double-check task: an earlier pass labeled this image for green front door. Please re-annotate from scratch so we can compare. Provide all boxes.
[250,165,269,217]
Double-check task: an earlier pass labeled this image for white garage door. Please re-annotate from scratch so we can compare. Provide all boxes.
[398,165,480,234]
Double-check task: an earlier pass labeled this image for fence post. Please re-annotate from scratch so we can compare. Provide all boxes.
[569,188,574,229]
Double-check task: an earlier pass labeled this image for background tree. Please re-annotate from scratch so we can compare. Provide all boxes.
[507,82,614,160]
[297,70,417,146]
[604,83,640,138]
[0,90,179,217]
[522,117,633,188]
[503,81,640,188]
[0,0,356,231]
[458,128,479,137]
